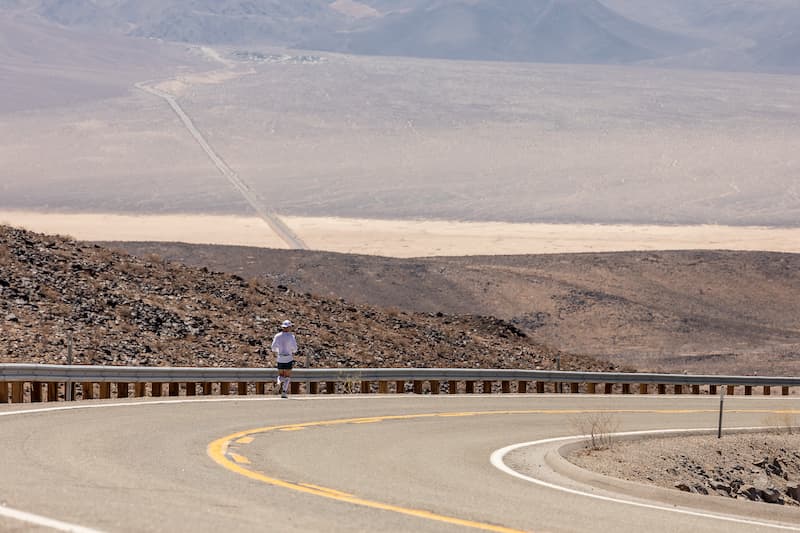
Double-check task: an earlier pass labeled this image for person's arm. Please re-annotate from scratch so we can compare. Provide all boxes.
[289,335,298,354]
[271,334,280,353]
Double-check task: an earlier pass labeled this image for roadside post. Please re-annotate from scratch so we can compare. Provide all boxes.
[66,330,74,402]
[717,385,726,438]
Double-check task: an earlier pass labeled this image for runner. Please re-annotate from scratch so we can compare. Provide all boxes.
[271,319,298,398]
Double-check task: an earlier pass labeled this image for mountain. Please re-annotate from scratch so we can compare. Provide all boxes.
[600,0,800,72]
[308,0,704,64]
[0,225,617,372]
[4,0,798,71]
[2,0,348,45]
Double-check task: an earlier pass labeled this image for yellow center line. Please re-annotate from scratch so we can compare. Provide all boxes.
[236,436,255,444]
[207,408,799,532]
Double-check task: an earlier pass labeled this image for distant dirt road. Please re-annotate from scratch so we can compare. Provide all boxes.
[1,395,798,532]
[135,81,308,250]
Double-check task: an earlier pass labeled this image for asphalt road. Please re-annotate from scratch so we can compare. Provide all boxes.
[1,395,799,532]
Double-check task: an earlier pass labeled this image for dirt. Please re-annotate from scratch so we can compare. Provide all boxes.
[570,431,800,506]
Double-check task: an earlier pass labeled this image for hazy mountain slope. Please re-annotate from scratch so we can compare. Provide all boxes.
[310,0,702,63]
[2,225,620,372]
[0,11,205,112]
[111,241,800,376]
[3,0,349,44]
[601,0,800,72]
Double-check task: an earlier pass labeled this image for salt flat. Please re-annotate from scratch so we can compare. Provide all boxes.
[2,210,798,257]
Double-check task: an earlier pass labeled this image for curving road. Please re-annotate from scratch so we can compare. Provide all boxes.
[1,395,799,532]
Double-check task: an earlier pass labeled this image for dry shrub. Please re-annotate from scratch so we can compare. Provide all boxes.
[571,412,620,451]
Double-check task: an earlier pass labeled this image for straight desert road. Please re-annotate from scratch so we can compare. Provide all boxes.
[1,395,799,532]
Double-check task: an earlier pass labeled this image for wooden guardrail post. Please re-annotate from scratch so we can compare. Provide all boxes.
[203,382,213,396]
[709,385,717,395]
[587,383,596,394]
[449,380,458,394]
[219,382,230,395]
[291,382,300,394]
[430,380,440,395]
[727,385,735,395]
[413,381,423,394]
[135,383,146,398]
[763,386,770,396]
[657,384,666,394]
[117,383,129,398]
[327,381,336,394]
[0,382,8,403]
[622,384,631,395]
[100,383,111,399]
[518,381,527,393]
[186,382,197,396]
[311,382,320,394]
[169,383,180,397]
[361,381,372,394]
[12,382,24,403]
[691,384,700,395]
[502,381,511,394]
[82,382,94,400]
[604,383,613,394]
[377,381,387,394]
[782,386,789,396]
[395,380,405,394]
[639,383,648,394]
[744,385,752,396]
[466,381,475,394]
[535,381,544,394]
[48,382,59,402]
[483,381,493,394]
[151,383,163,397]
[674,384,683,394]
[570,383,579,394]
[237,382,247,396]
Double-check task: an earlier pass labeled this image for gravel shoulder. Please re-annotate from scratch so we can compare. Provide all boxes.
[569,431,800,507]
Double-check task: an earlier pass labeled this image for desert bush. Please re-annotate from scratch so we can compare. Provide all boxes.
[571,412,620,451]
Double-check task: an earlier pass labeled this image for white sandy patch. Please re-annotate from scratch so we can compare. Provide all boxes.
[0,211,288,249]
[0,211,798,256]
[287,216,800,257]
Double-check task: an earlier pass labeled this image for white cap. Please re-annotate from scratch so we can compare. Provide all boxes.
[281,320,293,328]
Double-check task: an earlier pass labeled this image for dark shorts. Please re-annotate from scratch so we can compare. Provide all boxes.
[277,361,294,370]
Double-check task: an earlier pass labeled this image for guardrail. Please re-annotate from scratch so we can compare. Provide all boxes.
[1,364,797,404]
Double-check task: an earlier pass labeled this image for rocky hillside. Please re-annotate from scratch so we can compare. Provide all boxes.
[0,225,617,371]
[111,242,800,376]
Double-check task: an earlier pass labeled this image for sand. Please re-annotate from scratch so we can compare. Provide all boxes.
[1,210,798,257]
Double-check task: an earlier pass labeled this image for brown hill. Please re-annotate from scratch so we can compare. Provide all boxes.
[110,242,800,376]
[0,225,615,372]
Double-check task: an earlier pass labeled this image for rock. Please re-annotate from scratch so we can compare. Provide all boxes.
[758,488,784,504]
[787,485,800,502]
[5,313,18,322]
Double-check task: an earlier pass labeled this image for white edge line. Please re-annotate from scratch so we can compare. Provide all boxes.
[490,428,800,531]
[0,505,104,533]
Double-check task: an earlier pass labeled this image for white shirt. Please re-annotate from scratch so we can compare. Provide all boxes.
[271,331,298,363]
